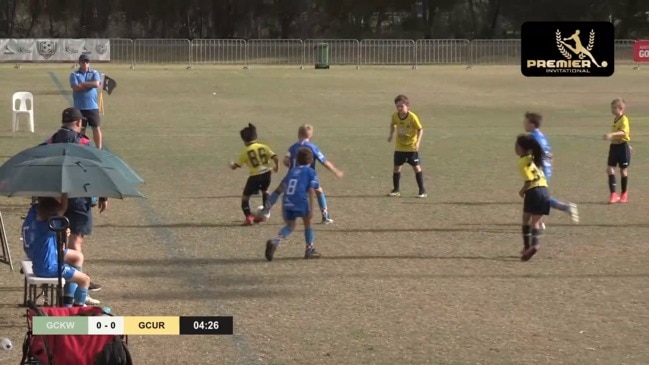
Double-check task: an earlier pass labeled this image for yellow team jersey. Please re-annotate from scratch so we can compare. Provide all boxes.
[519,155,548,191]
[610,115,630,144]
[236,142,276,176]
[391,111,423,152]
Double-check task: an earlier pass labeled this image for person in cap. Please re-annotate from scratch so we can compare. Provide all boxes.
[47,107,92,145]
[70,54,103,149]
[41,107,108,300]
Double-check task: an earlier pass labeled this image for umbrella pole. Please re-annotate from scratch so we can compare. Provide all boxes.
[48,216,69,307]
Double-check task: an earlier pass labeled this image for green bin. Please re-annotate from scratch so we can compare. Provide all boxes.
[315,43,330,69]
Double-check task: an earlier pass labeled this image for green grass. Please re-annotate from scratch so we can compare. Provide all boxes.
[1,64,649,365]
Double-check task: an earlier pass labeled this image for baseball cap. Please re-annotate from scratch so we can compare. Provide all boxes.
[61,107,86,123]
[78,54,90,62]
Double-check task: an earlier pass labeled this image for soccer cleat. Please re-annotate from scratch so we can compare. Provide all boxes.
[568,203,579,223]
[85,296,101,305]
[521,246,538,262]
[88,282,102,292]
[388,190,400,197]
[608,192,619,204]
[620,192,628,203]
[243,215,255,225]
[304,246,321,259]
[540,222,546,231]
[322,213,334,224]
[417,192,428,198]
[265,240,277,262]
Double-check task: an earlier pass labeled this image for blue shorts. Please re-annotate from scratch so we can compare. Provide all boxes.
[34,264,77,280]
[283,209,308,221]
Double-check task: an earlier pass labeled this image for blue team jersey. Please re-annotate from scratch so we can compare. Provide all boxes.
[530,129,552,179]
[286,140,327,169]
[70,68,101,110]
[282,165,320,211]
[22,205,59,277]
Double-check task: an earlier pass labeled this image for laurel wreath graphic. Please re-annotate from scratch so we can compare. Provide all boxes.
[579,29,596,59]
[556,29,572,59]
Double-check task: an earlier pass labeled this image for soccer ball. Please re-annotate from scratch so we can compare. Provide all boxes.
[255,205,270,220]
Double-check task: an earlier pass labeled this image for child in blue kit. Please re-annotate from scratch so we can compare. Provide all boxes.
[265,147,321,261]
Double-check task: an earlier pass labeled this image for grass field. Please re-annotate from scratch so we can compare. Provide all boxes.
[1,64,648,365]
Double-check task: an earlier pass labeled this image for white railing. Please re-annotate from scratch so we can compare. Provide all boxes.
[2,38,639,67]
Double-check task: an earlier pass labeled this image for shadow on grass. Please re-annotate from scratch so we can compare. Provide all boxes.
[93,255,520,267]
[111,287,296,302]
[319,227,518,234]
[433,201,521,206]
[96,221,283,228]
[325,194,390,199]
[90,257,649,279]
[461,222,649,228]
[181,196,241,200]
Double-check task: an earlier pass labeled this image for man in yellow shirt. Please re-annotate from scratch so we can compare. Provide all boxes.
[387,94,427,198]
[230,123,279,225]
[603,98,631,204]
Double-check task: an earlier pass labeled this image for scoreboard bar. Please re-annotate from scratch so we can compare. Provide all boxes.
[32,316,234,335]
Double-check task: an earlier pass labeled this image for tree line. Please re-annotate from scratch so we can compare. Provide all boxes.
[1,0,647,40]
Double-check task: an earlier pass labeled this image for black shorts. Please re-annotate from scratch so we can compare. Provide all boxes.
[523,186,551,216]
[607,143,630,168]
[394,151,420,167]
[65,198,93,236]
[243,171,272,197]
[81,109,101,128]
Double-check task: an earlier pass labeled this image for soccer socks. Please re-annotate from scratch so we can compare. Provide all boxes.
[549,197,569,211]
[63,265,81,299]
[530,228,541,247]
[273,225,294,245]
[621,176,628,193]
[522,225,531,249]
[267,191,280,208]
[74,287,89,306]
[392,172,400,191]
[304,227,314,246]
[317,192,328,215]
[262,191,269,207]
[608,174,616,193]
[241,199,251,217]
[415,171,425,193]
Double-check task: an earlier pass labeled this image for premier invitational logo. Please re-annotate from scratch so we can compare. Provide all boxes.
[521,22,614,77]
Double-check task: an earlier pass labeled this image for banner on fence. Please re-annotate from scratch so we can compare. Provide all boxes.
[0,39,110,62]
[633,40,649,63]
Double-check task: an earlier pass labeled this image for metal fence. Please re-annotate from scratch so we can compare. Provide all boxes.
[6,38,639,67]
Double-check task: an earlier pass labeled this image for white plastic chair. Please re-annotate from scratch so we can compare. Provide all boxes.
[12,91,35,133]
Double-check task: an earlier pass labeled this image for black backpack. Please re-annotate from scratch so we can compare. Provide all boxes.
[95,336,133,365]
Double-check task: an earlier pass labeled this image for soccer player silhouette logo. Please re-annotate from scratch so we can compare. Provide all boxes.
[559,29,604,67]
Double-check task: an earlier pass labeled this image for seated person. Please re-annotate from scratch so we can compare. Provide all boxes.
[22,197,90,307]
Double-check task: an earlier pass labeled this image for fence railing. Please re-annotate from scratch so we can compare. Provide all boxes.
[4,38,638,67]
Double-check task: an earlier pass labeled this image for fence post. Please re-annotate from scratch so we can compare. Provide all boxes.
[413,41,418,69]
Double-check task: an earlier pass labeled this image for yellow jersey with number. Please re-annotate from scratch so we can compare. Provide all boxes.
[391,111,423,152]
[236,142,276,176]
[610,115,630,144]
[519,155,547,191]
